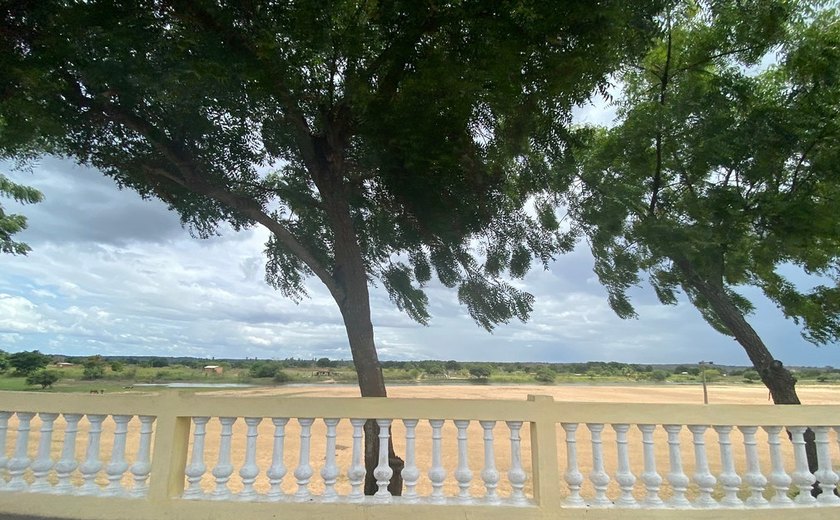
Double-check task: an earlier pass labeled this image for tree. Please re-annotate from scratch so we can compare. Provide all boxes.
[468,365,491,379]
[26,369,60,389]
[315,357,334,369]
[0,172,43,255]
[568,1,838,476]
[0,349,9,373]
[534,366,556,383]
[8,350,50,376]
[0,0,662,493]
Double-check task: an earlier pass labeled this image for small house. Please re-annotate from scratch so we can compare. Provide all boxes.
[203,365,223,375]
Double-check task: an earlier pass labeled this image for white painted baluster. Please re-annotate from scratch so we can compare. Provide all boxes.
[454,419,473,502]
[740,426,768,507]
[713,425,743,508]
[30,413,58,493]
[587,423,612,507]
[130,416,155,498]
[402,419,420,502]
[613,424,637,508]
[638,424,664,508]
[663,424,691,508]
[688,425,717,508]
[211,416,237,500]
[428,419,446,503]
[561,423,585,507]
[238,417,262,500]
[53,413,82,495]
[507,420,527,505]
[479,420,500,503]
[184,417,210,499]
[348,418,366,502]
[374,418,393,501]
[763,426,792,507]
[266,418,289,501]
[294,417,315,501]
[78,414,106,496]
[814,426,840,505]
[7,412,34,491]
[790,426,817,506]
[321,418,340,502]
[104,415,132,496]
[0,411,10,489]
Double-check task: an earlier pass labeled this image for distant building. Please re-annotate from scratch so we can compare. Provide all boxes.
[203,365,223,375]
[54,362,74,368]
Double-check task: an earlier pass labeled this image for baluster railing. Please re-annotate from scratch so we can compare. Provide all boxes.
[130,415,155,498]
[30,412,58,493]
[688,425,717,508]
[184,417,210,499]
[402,419,420,502]
[348,418,366,502]
[0,411,10,489]
[714,425,743,508]
[428,419,446,503]
[78,414,106,496]
[638,424,664,507]
[479,420,500,504]
[561,422,585,507]
[294,417,314,501]
[588,423,612,507]
[238,417,262,500]
[790,426,817,506]
[507,420,527,505]
[813,426,840,505]
[664,424,690,508]
[266,417,289,501]
[105,414,132,496]
[454,419,473,503]
[764,426,792,507]
[613,423,637,508]
[7,411,34,491]
[373,418,393,501]
[54,413,83,495]
[211,416,237,500]
[321,418,340,502]
[741,426,768,507]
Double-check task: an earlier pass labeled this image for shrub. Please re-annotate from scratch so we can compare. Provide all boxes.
[650,370,669,382]
[468,366,491,379]
[534,367,556,383]
[82,365,105,380]
[273,370,292,384]
[249,361,281,378]
[27,369,60,389]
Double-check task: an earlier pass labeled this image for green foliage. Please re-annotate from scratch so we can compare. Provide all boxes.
[0,173,44,255]
[534,366,556,383]
[110,361,124,372]
[742,369,760,383]
[468,365,491,379]
[315,358,334,369]
[26,369,59,389]
[0,350,9,372]
[9,350,50,376]
[82,366,105,380]
[249,361,282,378]
[650,370,670,382]
[273,370,292,384]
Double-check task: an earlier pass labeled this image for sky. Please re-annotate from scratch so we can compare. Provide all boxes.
[1,105,838,368]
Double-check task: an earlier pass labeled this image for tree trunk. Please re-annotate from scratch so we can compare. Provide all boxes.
[675,257,820,484]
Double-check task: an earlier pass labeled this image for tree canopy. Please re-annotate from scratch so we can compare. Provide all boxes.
[0,170,43,255]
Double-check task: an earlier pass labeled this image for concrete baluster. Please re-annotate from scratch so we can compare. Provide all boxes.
[54,413,83,495]
[7,412,35,491]
[238,417,262,500]
[183,417,210,499]
[790,426,817,506]
[814,426,840,505]
[664,424,691,508]
[321,418,340,501]
[587,423,612,507]
[402,419,420,502]
[454,419,473,502]
[638,424,664,507]
[507,420,527,505]
[0,411,10,489]
[479,420,500,504]
[104,415,132,496]
[763,426,792,507]
[348,418,366,502]
[373,418,393,501]
[130,415,155,498]
[78,414,107,495]
[688,425,717,508]
[713,425,743,508]
[266,418,289,501]
[293,418,315,501]
[211,416,237,500]
[30,413,59,493]
[613,424,637,508]
[428,419,446,503]
[740,426,768,507]
[561,423,585,507]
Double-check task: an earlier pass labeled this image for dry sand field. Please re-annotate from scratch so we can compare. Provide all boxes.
[5,384,840,500]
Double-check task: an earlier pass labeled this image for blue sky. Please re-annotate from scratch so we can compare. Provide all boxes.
[1,103,838,367]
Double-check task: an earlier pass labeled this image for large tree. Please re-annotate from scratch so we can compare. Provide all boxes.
[566,0,838,473]
[0,169,43,255]
[0,0,662,492]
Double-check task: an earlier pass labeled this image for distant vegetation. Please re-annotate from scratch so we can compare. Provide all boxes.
[0,349,838,393]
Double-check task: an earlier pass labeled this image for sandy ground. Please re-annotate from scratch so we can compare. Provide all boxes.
[3,384,840,501]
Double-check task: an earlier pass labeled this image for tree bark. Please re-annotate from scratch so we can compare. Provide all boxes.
[675,256,820,482]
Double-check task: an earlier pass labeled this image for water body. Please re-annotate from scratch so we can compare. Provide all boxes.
[133,382,256,388]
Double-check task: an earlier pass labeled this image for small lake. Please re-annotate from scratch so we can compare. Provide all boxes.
[133,383,256,388]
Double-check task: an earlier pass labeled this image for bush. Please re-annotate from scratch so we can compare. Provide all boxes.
[82,364,105,380]
[110,361,124,372]
[26,369,60,389]
[273,370,292,384]
[742,369,760,383]
[315,357,334,368]
[534,367,556,383]
[249,361,281,378]
[9,350,50,376]
[650,370,669,382]
[468,366,491,379]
